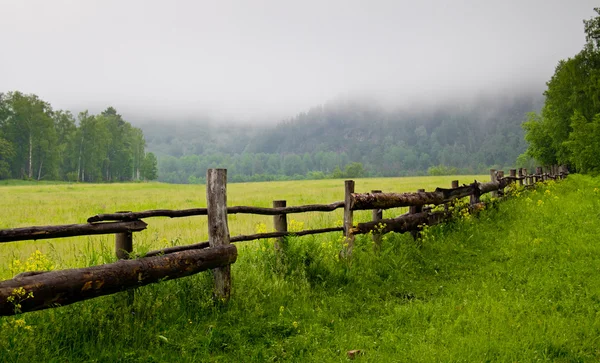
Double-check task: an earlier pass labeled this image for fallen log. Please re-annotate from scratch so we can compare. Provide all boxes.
[0,220,148,243]
[0,244,237,316]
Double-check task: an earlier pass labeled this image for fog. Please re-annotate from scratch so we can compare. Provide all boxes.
[0,0,596,123]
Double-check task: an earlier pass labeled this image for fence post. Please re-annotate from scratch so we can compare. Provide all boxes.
[410,189,425,240]
[115,211,133,260]
[497,170,505,197]
[273,200,287,262]
[523,168,528,186]
[536,167,543,183]
[470,183,481,206]
[517,168,524,186]
[446,181,458,212]
[342,180,355,258]
[207,168,232,301]
[115,232,133,260]
[509,169,517,188]
[559,165,567,179]
[490,169,497,198]
[371,190,382,251]
[115,211,134,305]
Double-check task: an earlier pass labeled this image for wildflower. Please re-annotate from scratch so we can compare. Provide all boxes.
[12,318,32,331]
[375,222,387,234]
[292,321,299,328]
[279,306,285,316]
[288,219,305,232]
[537,200,544,207]
[545,189,551,195]
[7,287,34,313]
[254,222,268,234]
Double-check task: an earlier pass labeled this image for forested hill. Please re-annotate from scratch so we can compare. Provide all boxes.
[144,91,542,183]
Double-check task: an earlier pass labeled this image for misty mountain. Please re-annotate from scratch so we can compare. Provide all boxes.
[140,92,543,183]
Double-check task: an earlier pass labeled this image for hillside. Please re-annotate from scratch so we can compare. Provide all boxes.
[142,91,543,183]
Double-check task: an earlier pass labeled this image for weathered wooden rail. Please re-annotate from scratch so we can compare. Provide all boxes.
[0,165,568,316]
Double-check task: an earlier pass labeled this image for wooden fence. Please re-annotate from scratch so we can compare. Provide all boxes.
[0,166,568,316]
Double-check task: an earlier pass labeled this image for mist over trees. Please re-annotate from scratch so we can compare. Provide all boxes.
[0,91,157,182]
[145,92,541,183]
[522,8,600,173]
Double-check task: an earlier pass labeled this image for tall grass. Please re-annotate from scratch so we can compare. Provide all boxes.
[1,174,600,362]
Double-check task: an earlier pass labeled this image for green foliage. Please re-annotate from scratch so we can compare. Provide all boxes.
[0,91,151,182]
[427,164,458,176]
[565,112,600,173]
[344,162,365,178]
[0,136,14,179]
[522,111,557,165]
[523,8,600,172]
[142,152,158,180]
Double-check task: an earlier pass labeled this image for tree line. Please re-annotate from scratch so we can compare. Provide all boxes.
[146,91,540,183]
[0,91,157,182]
[522,8,600,173]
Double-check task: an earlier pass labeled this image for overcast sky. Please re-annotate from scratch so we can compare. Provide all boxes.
[0,0,597,122]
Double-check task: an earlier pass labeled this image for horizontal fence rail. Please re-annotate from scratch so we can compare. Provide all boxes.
[145,226,345,257]
[0,165,568,316]
[87,202,346,223]
[0,220,148,243]
[0,244,237,316]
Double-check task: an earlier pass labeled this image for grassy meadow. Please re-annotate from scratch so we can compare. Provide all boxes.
[1,174,600,362]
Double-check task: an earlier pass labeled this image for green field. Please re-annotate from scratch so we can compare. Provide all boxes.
[1,174,600,362]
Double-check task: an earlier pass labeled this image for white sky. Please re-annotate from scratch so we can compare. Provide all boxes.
[0,0,597,122]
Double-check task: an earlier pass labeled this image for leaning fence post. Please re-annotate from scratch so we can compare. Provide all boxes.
[207,168,232,301]
[273,200,287,262]
[342,180,355,258]
[371,190,382,251]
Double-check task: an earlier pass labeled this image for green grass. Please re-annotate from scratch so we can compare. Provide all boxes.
[1,175,600,362]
